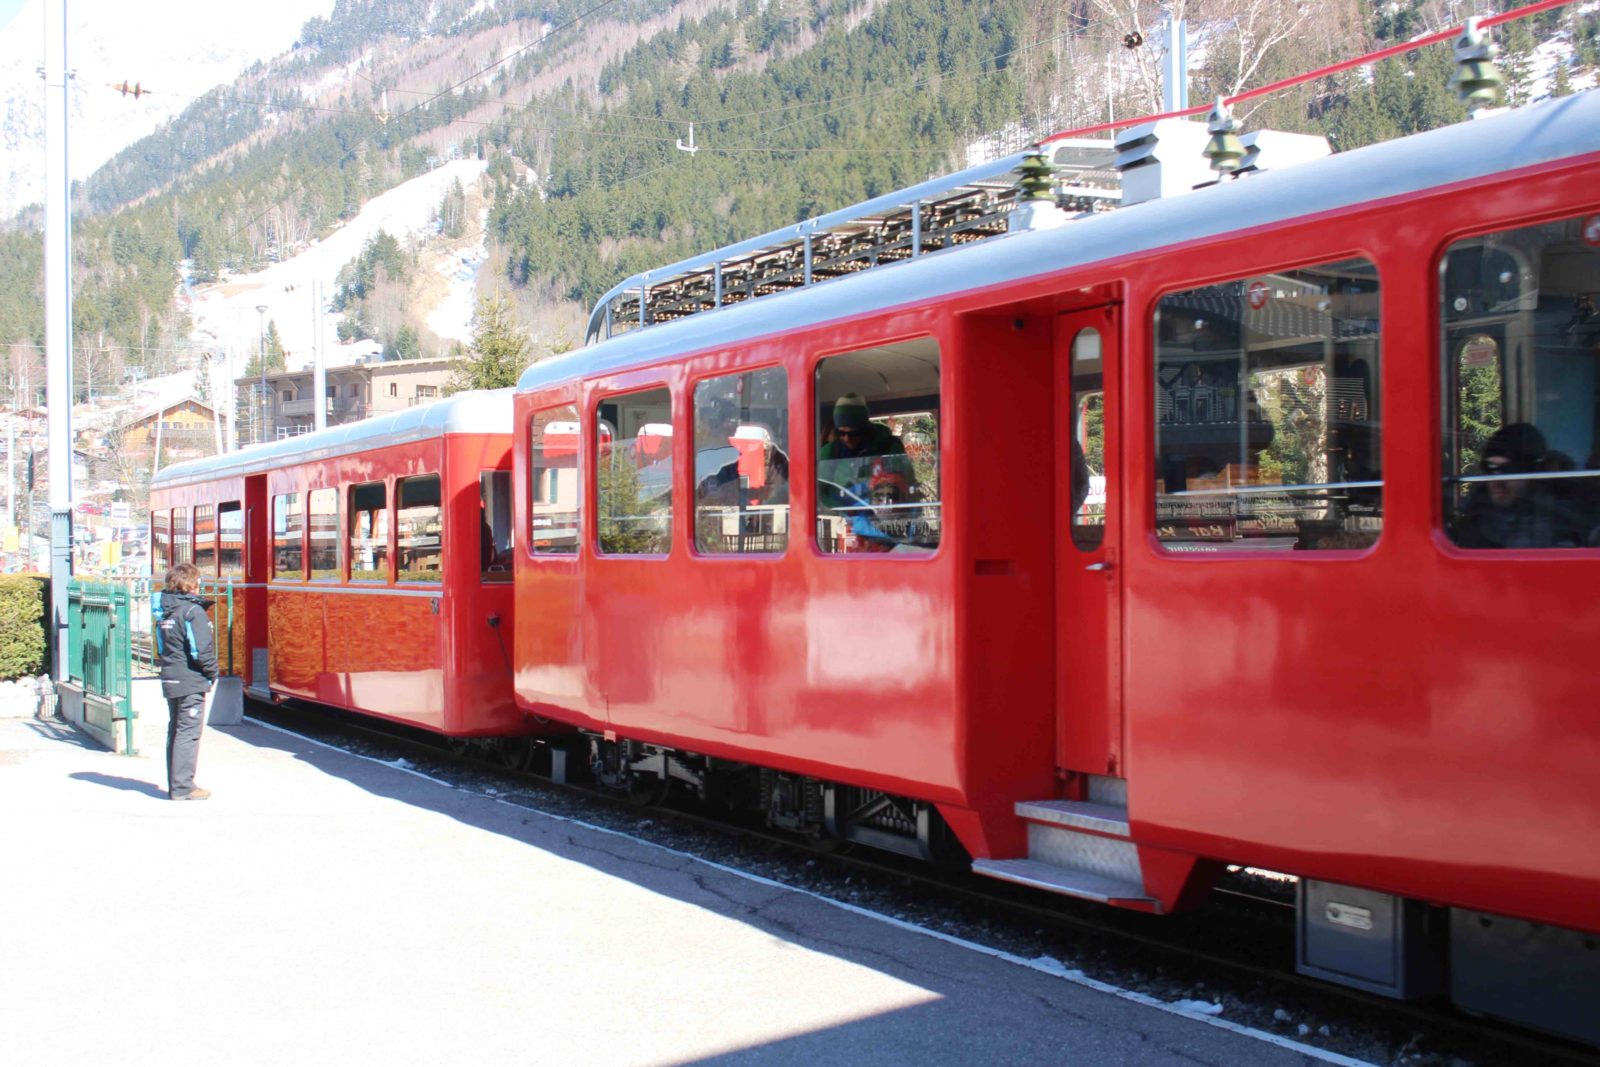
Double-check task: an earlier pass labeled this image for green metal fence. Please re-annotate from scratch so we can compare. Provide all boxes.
[66,579,136,754]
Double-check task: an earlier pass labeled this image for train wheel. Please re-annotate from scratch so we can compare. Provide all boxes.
[499,737,535,772]
[626,773,670,807]
[446,738,471,758]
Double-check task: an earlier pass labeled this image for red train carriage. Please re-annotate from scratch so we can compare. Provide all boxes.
[151,390,528,736]
[514,91,1600,1039]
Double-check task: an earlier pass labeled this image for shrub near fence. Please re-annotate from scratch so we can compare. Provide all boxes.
[0,574,47,680]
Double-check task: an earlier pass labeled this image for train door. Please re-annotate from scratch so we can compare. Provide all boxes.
[1055,305,1124,778]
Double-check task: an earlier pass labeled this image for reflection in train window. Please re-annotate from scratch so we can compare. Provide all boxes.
[308,488,340,579]
[172,507,192,565]
[193,505,216,575]
[1442,213,1600,550]
[218,502,243,577]
[480,471,513,580]
[152,511,170,571]
[596,388,673,555]
[694,368,788,555]
[348,482,388,581]
[530,405,580,555]
[273,494,304,579]
[1154,259,1383,552]
[814,338,942,555]
[397,475,443,582]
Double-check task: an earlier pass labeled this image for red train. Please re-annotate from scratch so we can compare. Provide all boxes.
[150,390,532,738]
[152,91,1599,1042]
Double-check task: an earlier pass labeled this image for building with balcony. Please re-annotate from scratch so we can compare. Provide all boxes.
[235,357,458,444]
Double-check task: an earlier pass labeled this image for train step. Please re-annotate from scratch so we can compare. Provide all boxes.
[969,794,1159,909]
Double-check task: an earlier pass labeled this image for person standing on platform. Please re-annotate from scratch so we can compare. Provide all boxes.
[157,562,218,801]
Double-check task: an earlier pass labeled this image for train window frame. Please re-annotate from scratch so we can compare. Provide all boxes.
[594,386,675,557]
[1151,256,1385,555]
[479,470,513,581]
[172,506,192,566]
[1437,211,1600,552]
[272,493,305,581]
[307,487,340,580]
[193,504,217,576]
[348,481,391,583]
[691,365,790,558]
[218,501,244,578]
[812,336,943,558]
[396,474,444,584]
[529,404,582,557]
[152,510,171,572]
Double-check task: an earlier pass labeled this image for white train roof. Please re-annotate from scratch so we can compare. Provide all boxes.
[151,388,514,490]
[518,92,1600,396]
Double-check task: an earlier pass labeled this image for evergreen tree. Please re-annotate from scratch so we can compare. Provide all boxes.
[447,289,531,394]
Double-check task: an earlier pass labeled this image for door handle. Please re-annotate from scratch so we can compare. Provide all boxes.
[1085,562,1112,572]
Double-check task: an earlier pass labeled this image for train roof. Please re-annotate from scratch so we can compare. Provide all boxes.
[517,91,1600,397]
[150,388,513,490]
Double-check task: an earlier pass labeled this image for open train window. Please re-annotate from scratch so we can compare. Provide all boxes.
[348,482,389,582]
[530,405,580,556]
[218,502,243,578]
[396,475,442,582]
[308,488,339,579]
[814,338,941,555]
[1441,213,1600,549]
[193,505,216,575]
[1154,258,1383,552]
[694,367,788,555]
[480,471,512,580]
[596,388,673,556]
[172,507,192,566]
[272,494,304,580]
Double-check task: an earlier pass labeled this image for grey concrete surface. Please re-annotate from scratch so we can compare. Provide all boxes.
[0,708,1345,1067]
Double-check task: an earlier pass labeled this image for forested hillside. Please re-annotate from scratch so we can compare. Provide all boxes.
[0,0,1595,397]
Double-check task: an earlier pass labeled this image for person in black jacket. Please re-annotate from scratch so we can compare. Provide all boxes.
[157,562,218,800]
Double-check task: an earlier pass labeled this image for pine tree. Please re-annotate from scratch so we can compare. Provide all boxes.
[447,288,531,394]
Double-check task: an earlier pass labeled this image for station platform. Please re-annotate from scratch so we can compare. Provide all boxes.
[1,702,1360,1067]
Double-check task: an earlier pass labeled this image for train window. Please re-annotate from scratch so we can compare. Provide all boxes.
[1442,214,1600,549]
[480,471,512,580]
[530,405,581,556]
[396,475,443,582]
[1070,329,1106,551]
[273,494,304,580]
[596,388,673,555]
[694,368,789,555]
[1154,259,1383,552]
[308,488,339,579]
[193,505,216,575]
[348,482,389,581]
[218,502,243,577]
[152,511,170,572]
[172,508,192,565]
[814,338,942,555]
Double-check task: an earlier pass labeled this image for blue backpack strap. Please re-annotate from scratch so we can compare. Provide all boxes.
[151,590,164,656]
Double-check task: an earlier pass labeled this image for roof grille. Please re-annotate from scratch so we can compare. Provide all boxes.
[586,139,1119,343]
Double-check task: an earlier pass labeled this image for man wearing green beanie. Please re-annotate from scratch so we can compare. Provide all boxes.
[820,393,905,460]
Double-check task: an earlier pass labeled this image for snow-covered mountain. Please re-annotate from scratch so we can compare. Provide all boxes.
[0,0,333,217]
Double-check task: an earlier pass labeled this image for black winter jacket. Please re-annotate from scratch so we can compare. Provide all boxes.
[157,591,219,699]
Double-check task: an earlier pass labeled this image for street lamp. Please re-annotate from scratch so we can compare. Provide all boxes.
[255,304,269,444]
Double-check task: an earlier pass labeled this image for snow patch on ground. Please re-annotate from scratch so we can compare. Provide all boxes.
[187,159,488,373]
[425,206,491,343]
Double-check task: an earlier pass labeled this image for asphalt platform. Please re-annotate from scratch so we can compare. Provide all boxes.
[0,696,1362,1067]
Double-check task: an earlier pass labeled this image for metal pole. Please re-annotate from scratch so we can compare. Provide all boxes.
[7,377,14,542]
[255,304,268,444]
[45,0,73,681]
[1162,17,1189,113]
[313,283,326,432]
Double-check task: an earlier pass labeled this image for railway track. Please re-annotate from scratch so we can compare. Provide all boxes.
[245,697,1599,1067]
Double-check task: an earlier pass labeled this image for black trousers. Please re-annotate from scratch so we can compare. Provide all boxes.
[165,691,207,797]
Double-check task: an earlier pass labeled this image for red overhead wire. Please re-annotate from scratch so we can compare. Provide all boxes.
[1038,0,1579,145]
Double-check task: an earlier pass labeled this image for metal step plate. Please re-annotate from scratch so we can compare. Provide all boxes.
[1015,799,1131,838]
[971,858,1156,906]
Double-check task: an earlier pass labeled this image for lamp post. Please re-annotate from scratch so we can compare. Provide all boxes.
[255,304,269,444]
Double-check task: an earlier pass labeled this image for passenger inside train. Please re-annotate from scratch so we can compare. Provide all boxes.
[1449,423,1589,549]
